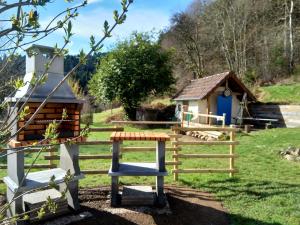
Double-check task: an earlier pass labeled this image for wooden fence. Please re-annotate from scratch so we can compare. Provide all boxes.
[182,112,226,127]
[1,124,238,182]
[171,126,238,180]
[111,120,181,126]
[0,127,124,174]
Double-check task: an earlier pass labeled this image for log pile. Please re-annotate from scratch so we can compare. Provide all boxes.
[185,130,226,141]
[280,146,300,161]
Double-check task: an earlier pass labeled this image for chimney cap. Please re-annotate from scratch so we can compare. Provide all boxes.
[26,44,55,53]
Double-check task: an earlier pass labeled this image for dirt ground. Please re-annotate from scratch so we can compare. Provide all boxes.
[70,185,229,225]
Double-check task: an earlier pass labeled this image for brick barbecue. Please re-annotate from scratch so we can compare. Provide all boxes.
[6,45,84,147]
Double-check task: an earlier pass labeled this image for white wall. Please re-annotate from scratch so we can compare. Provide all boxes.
[231,93,240,122]
[175,88,242,124]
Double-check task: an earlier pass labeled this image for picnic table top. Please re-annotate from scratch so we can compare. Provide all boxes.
[110,132,170,141]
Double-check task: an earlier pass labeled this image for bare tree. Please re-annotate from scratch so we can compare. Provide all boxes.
[289,0,294,73]
[0,0,133,223]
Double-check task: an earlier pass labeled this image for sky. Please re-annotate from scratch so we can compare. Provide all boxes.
[34,0,194,54]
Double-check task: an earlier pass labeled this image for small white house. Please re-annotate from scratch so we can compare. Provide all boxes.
[173,71,256,125]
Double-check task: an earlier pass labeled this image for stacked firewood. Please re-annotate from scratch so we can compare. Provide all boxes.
[185,131,226,141]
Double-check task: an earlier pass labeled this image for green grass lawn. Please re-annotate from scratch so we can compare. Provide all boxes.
[259,83,300,104]
[1,111,300,225]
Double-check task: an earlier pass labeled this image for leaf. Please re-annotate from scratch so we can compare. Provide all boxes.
[37,207,46,219]
[103,20,110,36]
[67,21,72,35]
[13,78,24,89]
[113,10,119,23]
[19,106,30,121]
[79,49,87,64]
[90,35,96,49]
[44,121,59,140]
[62,108,68,120]
[23,214,30,221]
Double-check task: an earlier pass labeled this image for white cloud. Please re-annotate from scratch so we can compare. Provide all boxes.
[87,0,103,5]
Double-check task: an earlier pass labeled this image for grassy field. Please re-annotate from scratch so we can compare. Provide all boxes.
[1,111,300,225]
[258,83,300,104]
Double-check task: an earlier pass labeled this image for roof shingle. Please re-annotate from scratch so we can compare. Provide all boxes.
[173,71,255,101]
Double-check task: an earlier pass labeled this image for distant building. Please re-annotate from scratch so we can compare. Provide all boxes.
[173,71,256,125]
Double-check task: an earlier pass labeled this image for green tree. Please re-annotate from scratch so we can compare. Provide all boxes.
[89,33,175,120]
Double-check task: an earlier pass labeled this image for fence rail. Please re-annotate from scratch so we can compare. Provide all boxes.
[0,125,239,183]
[182,111,226,127]
[171,126,238,179]
[111,121,181,125]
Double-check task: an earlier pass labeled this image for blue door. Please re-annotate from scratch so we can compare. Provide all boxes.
[217,95,232,125]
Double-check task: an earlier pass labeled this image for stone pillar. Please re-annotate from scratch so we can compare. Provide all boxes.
[156,141,166,172]
[156,176,164,206]
[156,141,166,206]
[111,176,119,207]
[111,141,120,172]
[7,148,25,187]
[111,141,120,206]
[6,148,25,220]
[6,187,25,225]
[59,143,80,210]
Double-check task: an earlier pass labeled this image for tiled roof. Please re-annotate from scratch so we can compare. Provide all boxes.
[173,71,255,101]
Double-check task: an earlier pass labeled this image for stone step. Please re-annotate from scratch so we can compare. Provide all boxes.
[121,186,155,206]
[24,188,69,221]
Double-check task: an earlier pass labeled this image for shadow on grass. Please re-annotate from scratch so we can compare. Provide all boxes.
[184,178,300,200]
[180,178,298,225]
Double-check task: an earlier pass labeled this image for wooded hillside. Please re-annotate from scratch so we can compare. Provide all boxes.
[160,0,300,90]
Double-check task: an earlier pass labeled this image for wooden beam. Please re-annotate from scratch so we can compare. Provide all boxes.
[172,127,238,132]
[0,164,56,169]
[120,147,180,152]
[166,161,182,166]
[77,141,113,145]
[88,127,124,132]
[81,170,108,174]
[229,130,236,177]
[172,168,238,174]
[44,154,122,160]
[206,97,210,124]
[172,141,239,146]
[111,121,181,125]
[173,154,237,159]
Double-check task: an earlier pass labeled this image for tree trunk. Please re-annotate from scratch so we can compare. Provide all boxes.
[283,0,288,58]
[288,0,294,74]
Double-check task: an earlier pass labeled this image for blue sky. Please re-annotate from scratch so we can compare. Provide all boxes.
[35,0,194,54]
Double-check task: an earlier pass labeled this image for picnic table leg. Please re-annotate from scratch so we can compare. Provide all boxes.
[111,176,119,206]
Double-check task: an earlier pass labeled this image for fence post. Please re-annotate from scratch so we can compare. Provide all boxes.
[222,113,226,127]
[48,148,56,168]
[229,129,235,177]
[209,112,212,126]
[173,126,179,181]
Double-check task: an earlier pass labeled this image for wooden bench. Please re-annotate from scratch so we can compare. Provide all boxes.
[234,117,278,129]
